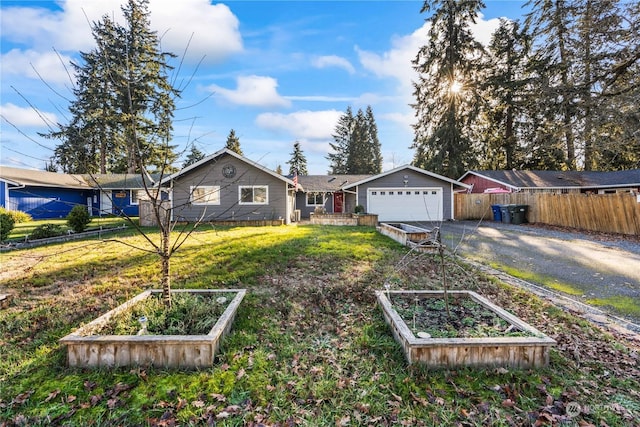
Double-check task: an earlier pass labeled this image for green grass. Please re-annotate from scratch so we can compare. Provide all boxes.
[487,261,585,296]
[7,216,131,241]
[1,225,638,426]
[587,295,640,318]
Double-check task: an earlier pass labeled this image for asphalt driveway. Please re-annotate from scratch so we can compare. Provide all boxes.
[436,220,640,330]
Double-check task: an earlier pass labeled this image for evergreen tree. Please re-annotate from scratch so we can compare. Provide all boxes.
[287,142,308,175]
[480,19,531,170]
[182,145,206,168]
[328,105,382,174]
[46,0,179,174]
[327,106,354,174]
[225,129,243,155]
[364,106,383,174]
[275,165,283,175]
[43,159,58,172]
[411,0,485,179]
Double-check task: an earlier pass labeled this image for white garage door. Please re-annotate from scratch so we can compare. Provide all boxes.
[367,188,443,222]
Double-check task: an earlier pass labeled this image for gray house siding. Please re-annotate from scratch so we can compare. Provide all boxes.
[353,168,454,220]
[171,153,289,222]
[293,192,339,218]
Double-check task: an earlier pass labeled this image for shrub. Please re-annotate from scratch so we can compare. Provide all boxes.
[0,207,32,223]
[66,205,92,233]
[30,223,65,240]
[0,213,15,241]
[354,205,365,214]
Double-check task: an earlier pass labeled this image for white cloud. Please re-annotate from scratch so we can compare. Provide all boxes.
[1,49,73,85]
[0,103,57,127]
[255,110,342,140]
[471,13,503,47]
[356,14,502,106]
[0,0,242,63]
[356,23,429,91]
[312,55,356,74]
[209,75,291,108]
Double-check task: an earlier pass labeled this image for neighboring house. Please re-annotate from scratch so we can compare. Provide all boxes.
[460,170,640,194]
[160,148,297,223]
[342,165,470,222]
[87,173,158,217]
[0,166,92,219]
[294,174,371,218]
[0,166,153,219]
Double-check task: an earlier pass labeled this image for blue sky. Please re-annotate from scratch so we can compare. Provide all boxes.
[0,0,530,174]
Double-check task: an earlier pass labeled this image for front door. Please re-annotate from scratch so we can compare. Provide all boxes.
[333,192,344,213]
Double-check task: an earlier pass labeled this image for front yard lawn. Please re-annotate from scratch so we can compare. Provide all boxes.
[0,225,638,425]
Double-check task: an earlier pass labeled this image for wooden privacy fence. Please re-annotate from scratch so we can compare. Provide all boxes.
[455,192,640,236]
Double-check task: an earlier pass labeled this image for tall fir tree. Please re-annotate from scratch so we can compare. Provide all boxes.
[525,0,638,171]
[287,141,308,175]
[327,106,354,174]
[411,0,486,179]
[328,105,382,174]
[480,19,531,170]
[225,129,243,155]
[45,0,179,174]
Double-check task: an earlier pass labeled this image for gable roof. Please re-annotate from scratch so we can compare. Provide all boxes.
[160,148,295,186]
[0,166,90,189]
[297,174,372,192]
[342,165,471,189]
[460,169,640,190]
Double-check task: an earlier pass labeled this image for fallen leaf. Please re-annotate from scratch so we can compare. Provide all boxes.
[107,398,118,409]
[44,389,61,402]
[210,393,226,402]
[502,399,516,407]
[336,415,350,426]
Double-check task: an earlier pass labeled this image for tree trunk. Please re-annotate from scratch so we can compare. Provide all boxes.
[161,226,171,308]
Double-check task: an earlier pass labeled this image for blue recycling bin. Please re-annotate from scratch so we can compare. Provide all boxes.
[491,205,502,222]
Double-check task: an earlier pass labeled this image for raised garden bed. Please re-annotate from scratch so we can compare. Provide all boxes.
[376,290,556,368]
[60,289,246,369]
[378,223,439,250]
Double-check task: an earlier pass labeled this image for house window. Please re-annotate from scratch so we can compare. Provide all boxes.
[239,185,268,205]
[191,186,221,205]
[306,192,324,206]
[130,190,139,205]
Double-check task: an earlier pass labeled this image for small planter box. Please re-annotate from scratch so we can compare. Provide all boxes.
[376,290,556,368]
[60,289,246,369]
[378,223,439,249]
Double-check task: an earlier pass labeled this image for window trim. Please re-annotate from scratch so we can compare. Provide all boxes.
[238,185,269,205]
[190,185,221,205]
[130,190,139,205]
[306,192,325,207]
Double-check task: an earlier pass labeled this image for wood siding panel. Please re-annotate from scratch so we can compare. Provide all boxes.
[171,154,288,222]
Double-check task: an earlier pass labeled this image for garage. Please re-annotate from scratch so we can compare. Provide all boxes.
[367,187,443,222]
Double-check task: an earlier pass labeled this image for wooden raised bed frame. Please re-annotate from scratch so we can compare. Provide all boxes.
[60,289,246,369]
[376,290,556,368]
